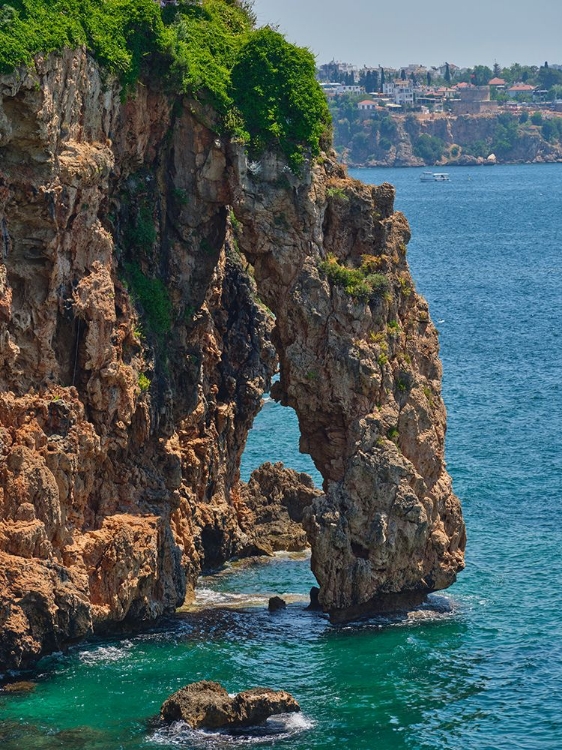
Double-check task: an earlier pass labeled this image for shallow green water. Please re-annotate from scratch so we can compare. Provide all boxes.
[2,163,562,748]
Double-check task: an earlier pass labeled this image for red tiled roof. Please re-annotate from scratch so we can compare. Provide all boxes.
[489,77,506,85]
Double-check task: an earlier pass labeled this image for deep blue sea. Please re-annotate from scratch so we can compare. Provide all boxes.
[2,164,562,749]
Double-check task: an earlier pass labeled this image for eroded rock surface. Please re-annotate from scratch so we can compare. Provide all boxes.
[160,680,300,729]
[238,462,322,554]
[0,51,275,669]
[229,150,466,620]
[0,47,465,667]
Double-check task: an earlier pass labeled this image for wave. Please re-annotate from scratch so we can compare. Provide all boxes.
[149,713,315,747]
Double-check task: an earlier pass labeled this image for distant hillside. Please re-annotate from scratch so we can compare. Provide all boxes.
[330,103,562,167]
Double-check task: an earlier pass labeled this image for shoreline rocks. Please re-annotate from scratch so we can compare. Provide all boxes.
[160,681,300,729]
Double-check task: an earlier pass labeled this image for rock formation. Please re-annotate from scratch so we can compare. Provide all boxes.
[229,150,466,621]
[0,50,276,668]
[160,680,300,729]
[239,462,322,555]
[0,47,465,668]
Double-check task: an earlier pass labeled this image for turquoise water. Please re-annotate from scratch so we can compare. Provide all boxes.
[2,163,562,748]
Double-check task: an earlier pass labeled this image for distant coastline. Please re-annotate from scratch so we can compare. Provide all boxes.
[331,111,562,168]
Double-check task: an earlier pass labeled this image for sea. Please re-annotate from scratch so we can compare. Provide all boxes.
[1,163,561,749]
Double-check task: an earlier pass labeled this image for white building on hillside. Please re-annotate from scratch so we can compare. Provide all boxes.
[383,80,415,106]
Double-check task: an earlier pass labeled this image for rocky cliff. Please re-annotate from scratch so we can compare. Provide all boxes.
[337,112,562,167]
[0,49,464,670]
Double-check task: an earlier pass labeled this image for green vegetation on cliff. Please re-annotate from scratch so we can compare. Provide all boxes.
[0,0,330,169]
[0,0,167,90]
[230,28,330,169]
[319,254,390,301]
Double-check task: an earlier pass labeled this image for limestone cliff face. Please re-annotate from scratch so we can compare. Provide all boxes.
[341,113,562,167]
[229,153,465,620]
[0,49,464,668]
[0,50,276,669]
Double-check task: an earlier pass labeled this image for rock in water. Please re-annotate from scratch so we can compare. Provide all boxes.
[307,586,322,611]
[235,688,300,725]
[161,681,234,729]
[268,596,287,611]
[160,681,300,729]
[238,462,322,555]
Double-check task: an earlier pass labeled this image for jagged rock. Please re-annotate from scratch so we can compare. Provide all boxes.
[230,145,466,621]
[307,586,321,611]
[238,463,322,555]
[0,50,276,669]
[268,596,286,611]
[160,681,300,729]
[0,45,465,666]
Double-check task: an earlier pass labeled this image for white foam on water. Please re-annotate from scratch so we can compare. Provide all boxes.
[193,589,270,608]
[149,713,315,747]
[190,586,309,612]
[338,593,463,632]
[78,640,133,665]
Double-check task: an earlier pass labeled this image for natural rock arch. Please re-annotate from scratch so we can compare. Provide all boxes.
[228,147,466,620]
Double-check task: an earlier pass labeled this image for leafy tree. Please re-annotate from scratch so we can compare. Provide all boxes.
[444,62,451,84]
[541,120,555,142]
[531,111,543,125]
[350,131,370,160]
[379,116,397,138]
[538,64,562,90]
[400,68,406,80]
[169,0,255,111]
[472,65,492,86]
[413,134,445,163]
[493,62,501,77]
[364,69,378,92]
[380,67,385,91]
[491,113,518,157]
[230,28,331,170]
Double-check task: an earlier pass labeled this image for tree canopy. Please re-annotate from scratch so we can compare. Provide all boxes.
[230,28,331,170]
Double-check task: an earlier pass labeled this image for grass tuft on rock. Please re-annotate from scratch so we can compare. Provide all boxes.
[319,254,390,301]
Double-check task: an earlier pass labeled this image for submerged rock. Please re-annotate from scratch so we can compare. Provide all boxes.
[160,680,300,729]
[1,680,36,693]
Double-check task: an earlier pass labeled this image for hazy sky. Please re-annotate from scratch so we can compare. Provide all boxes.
[251,0,562,70]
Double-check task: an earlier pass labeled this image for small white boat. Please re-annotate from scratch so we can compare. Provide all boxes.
[420,171,450,182]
